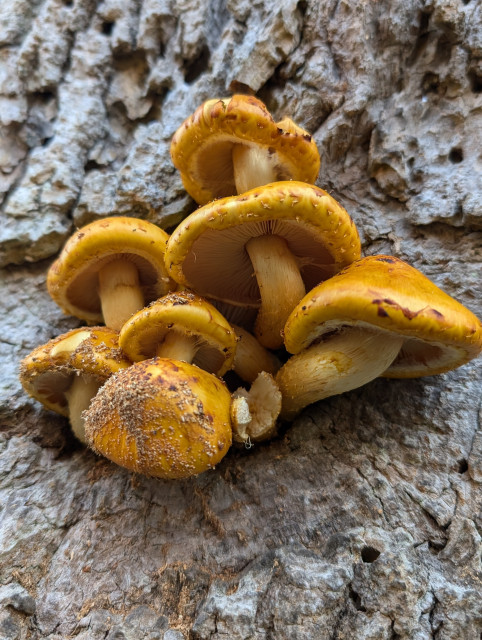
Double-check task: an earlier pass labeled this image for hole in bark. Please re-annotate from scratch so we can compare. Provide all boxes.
[184,44,210,84]
[422,72,440,94]
[361,546,380,563]
[84,159,103,172]
[449,148,463,163]
[409,10,432,65]
[63,0,74,5]
[457,458,468,474]
[468,70,482,93]
[349,586,366,612]
[101,21,115,36]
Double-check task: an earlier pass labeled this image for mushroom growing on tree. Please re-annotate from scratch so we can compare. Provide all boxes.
[277,255,482,420]
[165,181,361,349]
[84,358,233,479]
[170,94,321,204]
[47,217,175,331]
[19,327,131,442]
[119,290,237,377]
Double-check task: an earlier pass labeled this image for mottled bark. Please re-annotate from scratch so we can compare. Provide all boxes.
[1,0,482,638]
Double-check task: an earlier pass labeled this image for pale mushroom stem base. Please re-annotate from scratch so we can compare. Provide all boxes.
[246,235,306,350]
[232,144,278,194]
[276,328,404,421]
[155,331,198,363]
[64,375,101,443]
[98,259,145,330]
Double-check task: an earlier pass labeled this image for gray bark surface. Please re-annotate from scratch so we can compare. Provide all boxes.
[1,0,482,638]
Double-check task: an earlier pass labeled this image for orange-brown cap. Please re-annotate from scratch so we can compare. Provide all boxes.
[84,358,233,479]
[170,95,321,204]
[165,181,361,308]
[284,255,482,377]
[47,217,175,326]
[119,290,236,377]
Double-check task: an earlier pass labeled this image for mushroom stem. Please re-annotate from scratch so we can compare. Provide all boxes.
[64,375,101,443]
[98,259,145,330]
[155,331,198,363]
[246,235,306,349]
[232,325,281,383]
[276,328,404,421]
[232,144,278,194]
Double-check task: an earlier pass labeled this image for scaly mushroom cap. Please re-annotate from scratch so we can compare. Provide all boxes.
[165,181,361,309]
[284,255,482,377]
[119,290,237,377]
[47,217,175,325]
[19,326,131,416]
[84,358,233,479]
[170,95,321,204]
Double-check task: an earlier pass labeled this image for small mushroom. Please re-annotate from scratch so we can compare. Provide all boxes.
[170,94,321,204]
[47,217,175,331]
[231,371,282,444]
[84,358,233,479]
[19,327,131,442]
[119,290,236,377]
[165,181,361,349]
[277,255,482,420]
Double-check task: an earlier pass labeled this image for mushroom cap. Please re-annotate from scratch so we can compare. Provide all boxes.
[165,181,361,307]
[283,255,482,377]
[170,95,321,204]
[19,327,131,416]
[119,290,237,376]
[84,358,233,479]
[47,217,175,324]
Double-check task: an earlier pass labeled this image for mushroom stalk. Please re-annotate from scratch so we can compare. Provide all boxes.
[246,235,306,349]
[155,330,198,363]
[98,259,145,330]
[64,375,101,443]
[276,328,404,421]
[232,325,281,383]
[232,144,278,194]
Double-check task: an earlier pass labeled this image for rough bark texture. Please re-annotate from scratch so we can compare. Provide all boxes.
[1,0,482,638]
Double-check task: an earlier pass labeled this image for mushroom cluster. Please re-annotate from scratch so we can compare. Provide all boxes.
[20,94,482,480]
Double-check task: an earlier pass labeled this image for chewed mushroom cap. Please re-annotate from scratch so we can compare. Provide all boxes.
[19,326,131,415]
[165,181,361,307]
[170,95,321,204]
[119,290,237,376]
[47,217,175,324]
[284,255,482,377]
[84,358,233,479]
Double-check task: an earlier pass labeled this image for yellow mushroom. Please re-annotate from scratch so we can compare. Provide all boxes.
[170,94,321,204]
[47,217,175,331]
[277,255,482,420]
[19,327,131,442]
[84,358,233,479]
[165,181,361,349]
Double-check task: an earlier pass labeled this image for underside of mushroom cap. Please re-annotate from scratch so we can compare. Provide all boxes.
[47,217,175,324]
[170,95,321,204]
[283,255,482,377]
[165,181,361,307]
[19,326,131,415]
[119,290,237,376]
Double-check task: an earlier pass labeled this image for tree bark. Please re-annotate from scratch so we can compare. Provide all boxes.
[1,1,482,638]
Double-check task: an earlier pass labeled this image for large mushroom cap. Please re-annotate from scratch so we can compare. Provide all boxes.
[84,358,233,479]
[284,255,482,377]
[165,181,361,308]
[47,217,175,326]
[170,95,321,204]
[119,290,237,377]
